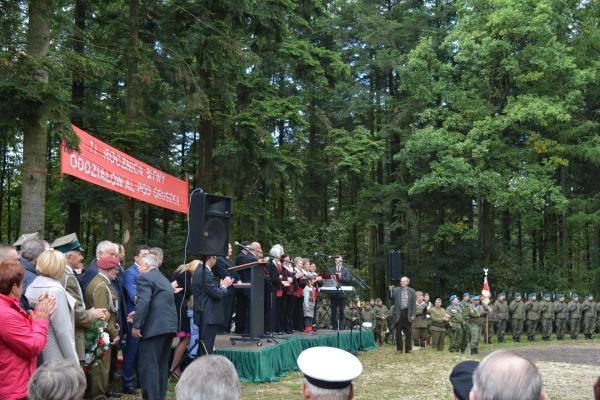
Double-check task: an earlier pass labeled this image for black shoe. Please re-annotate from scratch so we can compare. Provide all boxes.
[107,389,122,398]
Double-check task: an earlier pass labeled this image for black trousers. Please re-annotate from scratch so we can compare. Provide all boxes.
[395,309,412,352]
[202,324,218,355]
[137,333,173,400]
[284,294,295,331]
[331,295,345,329]
[276,295,286,332]
[294,296,304,330]
[235,290,250,333]
[221,293,235,333]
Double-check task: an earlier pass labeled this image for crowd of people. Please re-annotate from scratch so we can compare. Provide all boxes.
[388,275,600,356]
[0,234,358,400]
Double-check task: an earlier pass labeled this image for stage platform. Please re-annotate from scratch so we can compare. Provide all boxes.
[214,329,376,383]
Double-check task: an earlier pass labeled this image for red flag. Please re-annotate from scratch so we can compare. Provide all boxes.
[482,276,491,299]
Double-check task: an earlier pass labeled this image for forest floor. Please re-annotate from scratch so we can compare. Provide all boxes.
[122,336,600,399]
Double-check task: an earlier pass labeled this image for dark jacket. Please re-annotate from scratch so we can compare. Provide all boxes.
[213,256,238,296]
[235,252,257,282]
[133,269,177,339]
[80,259,99,294]
[19,258,38,292]
[192,266,228,326]
[328,264,351,298]
[391,286,417,327]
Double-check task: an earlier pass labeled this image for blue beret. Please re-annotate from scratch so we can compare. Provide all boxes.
[557,294,564,298]
[463,292,470,297]
[449,295,457,302]
[472,295,480,301]
[572,293,579,298]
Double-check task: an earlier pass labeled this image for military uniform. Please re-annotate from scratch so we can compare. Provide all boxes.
[581,294,596,339]
[85,271,119,400]
[360,305,376,325]
[344,304,359,329]
[596,302,600,334]
[509,293,525,342]
[539,294,554,341]
[373,302,390,345]
[493,294,509,342]
[458,294,471,352]
[428,306,447,351]
[446,296,464,352]
[482,301,494,344]
[412,301,429,347]
[568,294,582,339]
[553,295,568,340]
[525,294,541,341]
[468,297,485,354]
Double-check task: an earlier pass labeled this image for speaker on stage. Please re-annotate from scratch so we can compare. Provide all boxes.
[187,192,232,256]
[388,250,401,282]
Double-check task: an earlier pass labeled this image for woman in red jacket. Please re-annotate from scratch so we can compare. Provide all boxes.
[0,261,56,400]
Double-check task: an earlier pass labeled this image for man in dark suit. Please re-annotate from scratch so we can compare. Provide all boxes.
[213,243,239,333]
[132,253,178,400]
[329,255,351,330]
[391,276,417,353]
[234,242,262,333]
[192,256,234,354]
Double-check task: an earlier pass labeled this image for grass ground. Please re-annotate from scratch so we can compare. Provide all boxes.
[125,336,600,399]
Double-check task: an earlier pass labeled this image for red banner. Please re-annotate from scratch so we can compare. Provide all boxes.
[61,125,189,214]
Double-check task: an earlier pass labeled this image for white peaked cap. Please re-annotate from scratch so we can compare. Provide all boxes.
[297,346,363,389]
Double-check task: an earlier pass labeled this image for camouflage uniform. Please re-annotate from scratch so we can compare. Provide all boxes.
[582,294,596,339]
[509,294,525,342]
[493,295,509,342]
[568,295,582,339]
[468,298,486,354]
[553,295,568,340]
[446,297,464,352]
[458,294,471,352]
[539,294,554,341]
[525,294,541,341]
[412,300,429,347]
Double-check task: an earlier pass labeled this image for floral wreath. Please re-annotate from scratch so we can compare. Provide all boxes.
[83,320,110,372]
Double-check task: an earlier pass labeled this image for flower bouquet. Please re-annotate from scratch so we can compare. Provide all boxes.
[83,320,110,372]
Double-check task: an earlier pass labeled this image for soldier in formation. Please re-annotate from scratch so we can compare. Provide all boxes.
[554,294,568,340]
[447,295,465,353]
[493,292,508,343]
[458,293,471,352]
[568,293,582,339]
[509,292,525,342]
[412,291,429,347]
[539,293,554,341]
[468,295,486,354]
[525,292,541,341]
[582,293,596,340]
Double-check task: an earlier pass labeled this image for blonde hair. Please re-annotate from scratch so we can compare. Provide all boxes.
[175,260,202,275]
[36,250,67,280]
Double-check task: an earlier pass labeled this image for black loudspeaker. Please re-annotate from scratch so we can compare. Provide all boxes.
[187,192,232,256]
[388,250,401,282]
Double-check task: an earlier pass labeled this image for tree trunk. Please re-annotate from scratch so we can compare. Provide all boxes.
[20,0,53,238]
[122,0,139,264]
[66,0,86,238]
[0,135,7,241]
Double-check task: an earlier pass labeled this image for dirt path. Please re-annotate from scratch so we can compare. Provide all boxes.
[483,343,600,365]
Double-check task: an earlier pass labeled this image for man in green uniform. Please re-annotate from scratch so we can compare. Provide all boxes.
[468,295,485,354]
[360,301,376,325]
[554,294,568,340]
[525,292,541,341]
[344,301,359,329]
[412,291,429,348]
[568,293,582,339]
[539,292,554,341]
[458,292,471,352]
[493,292,509,343]
[446,295,464,352]
[582,293,596,340]
[509,292,525,342]
[85,256,121,400]
[596,301,600,335]
[373,298,389,345]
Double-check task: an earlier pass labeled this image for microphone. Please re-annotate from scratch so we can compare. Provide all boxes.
[234,241,251,250]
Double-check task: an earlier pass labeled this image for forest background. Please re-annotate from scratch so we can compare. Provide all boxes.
[2,0,600,301]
